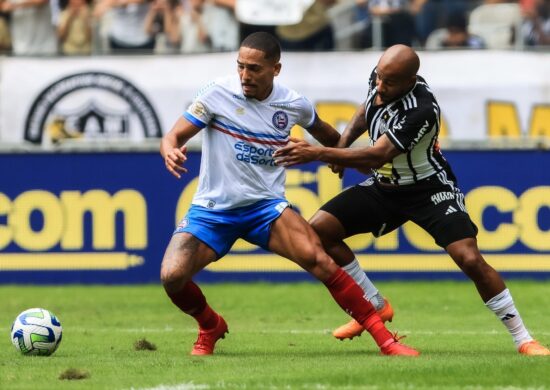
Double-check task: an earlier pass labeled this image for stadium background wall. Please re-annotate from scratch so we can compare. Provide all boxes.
[0,150,549,284]
[0,52,548,144]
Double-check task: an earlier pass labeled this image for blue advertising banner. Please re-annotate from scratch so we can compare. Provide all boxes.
[0,150,549,284]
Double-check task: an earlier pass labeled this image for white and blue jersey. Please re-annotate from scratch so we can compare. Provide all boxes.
[183,74,316,210]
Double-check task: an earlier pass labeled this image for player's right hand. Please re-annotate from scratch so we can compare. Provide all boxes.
[329,163,345,179]
[164,145,188,179]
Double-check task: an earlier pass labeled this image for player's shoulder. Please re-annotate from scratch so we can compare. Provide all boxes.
[272,81,303,100]
[269,81,311,109]
[412,75,435,101]
[195,74,240,99]
[401,77,436,111]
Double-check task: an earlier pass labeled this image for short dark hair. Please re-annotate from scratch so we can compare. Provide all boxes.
[446,11,467,31]
[240,32,281,63]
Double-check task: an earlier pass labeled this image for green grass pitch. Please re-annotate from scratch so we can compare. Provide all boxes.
[1,281,549,389]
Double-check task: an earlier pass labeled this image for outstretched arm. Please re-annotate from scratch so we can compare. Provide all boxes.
[160,117,202,179]
[274,133,401,169]
[306,115,341,147]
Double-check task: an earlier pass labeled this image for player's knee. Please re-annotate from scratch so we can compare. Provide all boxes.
[297,246,319,269]
[160,259,191,292]
[455,251,486,275]
[294,244,328,272]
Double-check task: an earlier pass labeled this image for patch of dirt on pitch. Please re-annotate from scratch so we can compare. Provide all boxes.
[59,368,90,380]
[134,338,157,351]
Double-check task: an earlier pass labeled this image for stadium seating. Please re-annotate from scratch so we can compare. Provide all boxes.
[235,0,314,25]
[468,3,523,49]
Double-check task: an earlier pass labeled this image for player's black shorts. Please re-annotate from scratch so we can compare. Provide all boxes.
[320,174,478,248]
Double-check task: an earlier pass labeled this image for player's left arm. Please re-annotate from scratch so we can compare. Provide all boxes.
[274,134,401,169]
[160,116,203,179]
[305,115,341,147]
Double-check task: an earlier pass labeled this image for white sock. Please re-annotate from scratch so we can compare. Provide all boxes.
[485,288,533,348]
[342,258,385,310]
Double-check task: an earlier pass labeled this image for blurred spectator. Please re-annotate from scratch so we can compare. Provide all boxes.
[426,10,485,49]
[522,0,550,46]
[207,0,238,51]
[144,0,179,53]
[1,0,58,55]
[276,0,336,51]
[166,0,211,53]
[412,0,464,44]
[367,0,417,47]
[94,0,154,53]
[0,0,11,53]
[57,0,92,55]
[165,0,238,54]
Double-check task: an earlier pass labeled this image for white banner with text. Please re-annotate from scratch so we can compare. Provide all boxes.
[0,51,548,147]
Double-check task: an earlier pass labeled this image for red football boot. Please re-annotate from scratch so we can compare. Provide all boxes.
[191,314,228,355]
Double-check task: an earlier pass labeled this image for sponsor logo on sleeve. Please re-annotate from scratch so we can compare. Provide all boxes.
[190,101,207,118]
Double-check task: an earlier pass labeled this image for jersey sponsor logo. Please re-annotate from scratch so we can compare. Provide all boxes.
[272,111,288,130]
[410,120,430,148]
[232,94,245,101]
[24,72,161,145]
[431,191,455,205]
[234,141,276,166]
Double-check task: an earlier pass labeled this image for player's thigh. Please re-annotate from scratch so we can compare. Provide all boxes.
[160,232,218,286]
[318,183,404,238]
[408,187,478,248]
[268,208,336,273]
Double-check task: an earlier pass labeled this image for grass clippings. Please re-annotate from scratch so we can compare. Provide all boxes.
[59,368,90,380]
[134,338,157,351]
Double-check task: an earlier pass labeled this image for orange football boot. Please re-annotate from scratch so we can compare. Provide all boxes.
[191,314,228,355]
[333,298,394,340]
[518,340,550,356]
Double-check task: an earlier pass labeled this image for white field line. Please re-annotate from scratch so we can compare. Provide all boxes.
[131,384,377,390]
[69,327,550,337]
[130,383,209,390]
[129,384,545,390]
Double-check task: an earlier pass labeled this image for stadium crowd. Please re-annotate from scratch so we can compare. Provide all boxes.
[0,0,547,56]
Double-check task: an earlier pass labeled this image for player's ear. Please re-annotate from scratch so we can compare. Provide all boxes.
[274,62,281,76]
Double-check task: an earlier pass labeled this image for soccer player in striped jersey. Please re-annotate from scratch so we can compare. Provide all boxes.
[160,33,419,356]
[273,44,550,356]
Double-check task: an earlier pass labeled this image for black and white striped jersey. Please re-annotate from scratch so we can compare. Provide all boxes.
[364,68,449,185]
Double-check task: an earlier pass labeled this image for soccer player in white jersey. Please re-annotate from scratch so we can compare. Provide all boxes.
[274,44,550,356]
[159,32,419,356]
